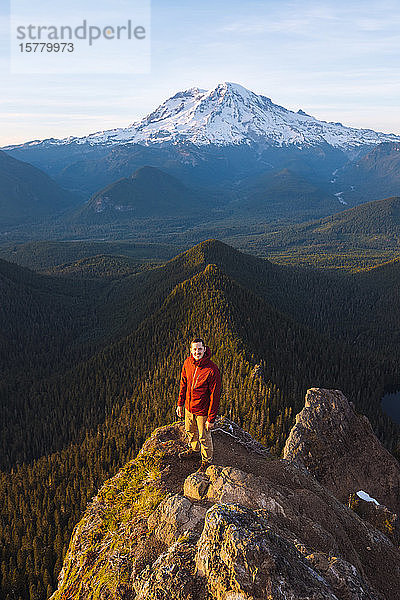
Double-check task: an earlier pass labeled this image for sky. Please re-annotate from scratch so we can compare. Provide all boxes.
[1,0,400,146]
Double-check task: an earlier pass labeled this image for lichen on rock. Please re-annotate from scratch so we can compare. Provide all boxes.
[148,493,207,545]
[134,532,209,600]
[195,503,339,600]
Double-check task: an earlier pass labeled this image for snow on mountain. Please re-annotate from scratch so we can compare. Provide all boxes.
[6,82,400,151]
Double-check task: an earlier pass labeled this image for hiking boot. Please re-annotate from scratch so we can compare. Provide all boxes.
[197,461,211,473]
[178,448,199,460]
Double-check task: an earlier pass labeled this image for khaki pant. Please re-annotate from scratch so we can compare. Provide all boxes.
[185,410,213,463]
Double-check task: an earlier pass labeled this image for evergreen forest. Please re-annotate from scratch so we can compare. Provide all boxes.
[1,238,400,600]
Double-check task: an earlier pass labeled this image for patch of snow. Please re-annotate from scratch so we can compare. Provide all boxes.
[356,490,380,505]
[334,192,348,205]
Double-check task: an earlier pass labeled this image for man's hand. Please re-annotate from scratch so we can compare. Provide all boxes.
[176,406,184,419]
[205,421,214,431]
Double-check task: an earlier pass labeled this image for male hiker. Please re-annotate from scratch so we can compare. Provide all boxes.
[176,338,221,472]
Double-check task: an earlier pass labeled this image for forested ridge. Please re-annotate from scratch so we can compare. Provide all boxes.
[241,195,400,268]
[1,239,400,600]
[1,195,400,273]
[0,241,181,272]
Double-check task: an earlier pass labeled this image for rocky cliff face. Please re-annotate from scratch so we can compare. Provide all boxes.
[283,388,400,514]
[51,390,400,600]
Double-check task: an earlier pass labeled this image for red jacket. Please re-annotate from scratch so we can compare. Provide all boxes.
[178,347,221,423]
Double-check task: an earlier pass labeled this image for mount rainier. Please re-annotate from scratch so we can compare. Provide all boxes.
[6,82,400,152]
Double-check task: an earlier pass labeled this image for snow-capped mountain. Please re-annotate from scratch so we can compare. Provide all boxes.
[7,82,400,153]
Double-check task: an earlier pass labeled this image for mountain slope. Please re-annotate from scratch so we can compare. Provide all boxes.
[0,239,180,271]
[315,195,400,235]
[333,142,400,205]
[0,257,100,379]
[44,255,154,279]
[237,167,341,219]
[55,142,277,195]
[53,141,348,198]
[0,150,80,228]
[3,240,399,470]
[73,166,204,223]
[239,195,400,270]
[251,195,400,258]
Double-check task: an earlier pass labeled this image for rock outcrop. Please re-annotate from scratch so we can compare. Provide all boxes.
[196,504,341,600]
[283,388,400,514]
[51,394,400,600]
[348,491,400,546]
[147,493,207,545]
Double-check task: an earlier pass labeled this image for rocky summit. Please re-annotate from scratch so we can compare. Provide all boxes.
[51,389,400,600]
[284,387,400,514]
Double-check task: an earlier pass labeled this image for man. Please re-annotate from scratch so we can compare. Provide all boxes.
[176,338,221,472]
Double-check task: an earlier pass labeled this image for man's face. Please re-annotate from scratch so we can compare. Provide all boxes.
[191,342,205,361]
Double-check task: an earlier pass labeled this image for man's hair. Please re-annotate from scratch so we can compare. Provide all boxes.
[190,337,205,347]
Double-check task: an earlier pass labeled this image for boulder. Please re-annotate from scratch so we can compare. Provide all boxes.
[148,493,207,545]
[205,465,287,518]
[184,472,211,501]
